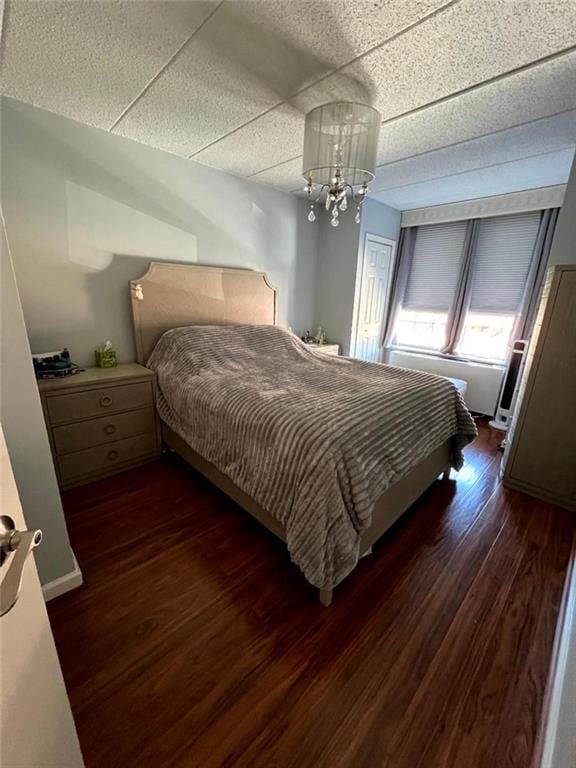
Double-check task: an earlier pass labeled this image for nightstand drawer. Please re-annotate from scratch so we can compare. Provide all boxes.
[47,382,152,425]
[59,433,158,485]
[53,408,156,454]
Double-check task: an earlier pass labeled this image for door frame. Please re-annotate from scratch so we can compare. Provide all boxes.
[350,233,397,359]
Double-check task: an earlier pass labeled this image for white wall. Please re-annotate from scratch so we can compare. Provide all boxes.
[1,97,318,366]
[548,153,576,266]
[315,197,400,354]
[1,208,76,585]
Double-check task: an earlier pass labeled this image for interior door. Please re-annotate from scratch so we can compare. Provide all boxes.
[352,235,395,361]
[0,426,84,768]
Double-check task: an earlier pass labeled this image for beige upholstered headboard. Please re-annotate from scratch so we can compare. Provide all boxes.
[130,262,277,365]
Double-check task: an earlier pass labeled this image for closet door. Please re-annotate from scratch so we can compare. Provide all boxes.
[351,235,395,361]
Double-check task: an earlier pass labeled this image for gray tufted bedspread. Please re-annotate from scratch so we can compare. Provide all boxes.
[148,325,477,590]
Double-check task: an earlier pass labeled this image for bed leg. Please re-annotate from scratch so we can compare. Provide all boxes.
[360,545,373,559]
[319,588,333,607]
[442,467,451,480]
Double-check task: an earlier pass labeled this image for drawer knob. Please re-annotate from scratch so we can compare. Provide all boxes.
[107,450,119,461]
[100,395,113,408]
[104,423,116,435]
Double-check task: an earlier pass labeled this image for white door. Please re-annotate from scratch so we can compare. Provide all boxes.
[352,235,395,361]
[0,426,84,768]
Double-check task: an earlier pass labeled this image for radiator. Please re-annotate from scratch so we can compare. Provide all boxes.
[387,350,505,416]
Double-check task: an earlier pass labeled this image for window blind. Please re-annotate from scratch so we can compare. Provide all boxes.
[402,221,467,312]
[468,212,541,314]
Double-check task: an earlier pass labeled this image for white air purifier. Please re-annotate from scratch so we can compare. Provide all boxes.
[489,339,528,431]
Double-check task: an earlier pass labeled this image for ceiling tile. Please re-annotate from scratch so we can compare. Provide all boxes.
[291,0,576,119]
[377,51,576,165]
[115,0,448,157]
[219,0,450,90]
[193,103,304,176]
[372,148,575,209]
[372,110,576,191]
[250,157,304,192]
[112,7,286,155]
[0,1,220,129]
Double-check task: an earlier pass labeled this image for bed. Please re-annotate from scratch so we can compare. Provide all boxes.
[130,262,477,606]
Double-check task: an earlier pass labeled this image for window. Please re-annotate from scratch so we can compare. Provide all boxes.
[391,211,543,363]
[456,212,541,362]
[457,312,516,362]
[394,221,467,351]
[394,309,448,351]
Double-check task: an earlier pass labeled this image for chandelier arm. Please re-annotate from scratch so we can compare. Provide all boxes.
[307,183,331,205]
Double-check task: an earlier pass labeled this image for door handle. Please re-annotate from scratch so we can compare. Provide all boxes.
[0,515,42,617]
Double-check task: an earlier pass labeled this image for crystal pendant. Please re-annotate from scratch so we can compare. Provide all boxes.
[325,195,332,211]
[355,207,361,224]
[307,206,316,222]
[339,195,348,212]
[330,216,340,227]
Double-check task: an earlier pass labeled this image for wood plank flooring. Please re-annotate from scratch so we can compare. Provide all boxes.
[48,421,575,768]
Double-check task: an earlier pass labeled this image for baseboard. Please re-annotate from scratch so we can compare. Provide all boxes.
[42,552,83,602]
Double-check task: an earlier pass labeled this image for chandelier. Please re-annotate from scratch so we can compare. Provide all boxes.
[302,102,380,227]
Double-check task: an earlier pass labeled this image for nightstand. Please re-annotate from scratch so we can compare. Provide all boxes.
[306,343,340,356]
[38,363,161,489]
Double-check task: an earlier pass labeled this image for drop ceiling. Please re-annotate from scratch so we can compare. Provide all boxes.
[1,0,575,210]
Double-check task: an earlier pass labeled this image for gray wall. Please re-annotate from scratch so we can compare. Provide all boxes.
[549,153,576,266]
[359,196,402,246]
[315,197,400,354]
[314,208,360,353]
[1,209,76,585]
[1,97,318,366]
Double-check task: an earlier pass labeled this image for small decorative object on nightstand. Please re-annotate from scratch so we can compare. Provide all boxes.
[94,340,118,368]
[38,363,161,489]
[301,326,340,356]
[314,325,327,345]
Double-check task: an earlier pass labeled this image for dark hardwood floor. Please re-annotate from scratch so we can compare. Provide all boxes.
[48,420,575,768]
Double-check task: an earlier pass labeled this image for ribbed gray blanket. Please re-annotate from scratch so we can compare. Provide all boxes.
[148,325,477,590]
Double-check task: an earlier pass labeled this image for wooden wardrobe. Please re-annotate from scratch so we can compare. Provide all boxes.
[504,263,576,511]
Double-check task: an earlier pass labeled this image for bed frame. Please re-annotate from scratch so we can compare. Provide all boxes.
[130,262,452,606]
